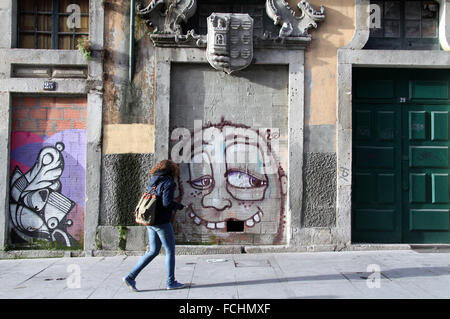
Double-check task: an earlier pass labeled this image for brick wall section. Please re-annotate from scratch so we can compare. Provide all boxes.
[12,96,87,136]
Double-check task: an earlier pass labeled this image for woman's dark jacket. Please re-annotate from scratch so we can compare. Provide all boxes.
[147,170,184,225]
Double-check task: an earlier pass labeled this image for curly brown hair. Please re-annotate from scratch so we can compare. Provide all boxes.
[150,159,180,178]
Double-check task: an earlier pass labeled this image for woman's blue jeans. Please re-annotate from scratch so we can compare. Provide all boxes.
[128,223,176,286]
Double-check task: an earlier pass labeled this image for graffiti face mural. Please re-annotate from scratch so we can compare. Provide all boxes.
[172,120,287,244]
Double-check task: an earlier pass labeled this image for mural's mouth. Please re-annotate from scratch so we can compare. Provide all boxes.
[186,204,263,230]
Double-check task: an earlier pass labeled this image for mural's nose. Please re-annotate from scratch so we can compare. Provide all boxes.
[202,197,232,211]
[201,187,232,211]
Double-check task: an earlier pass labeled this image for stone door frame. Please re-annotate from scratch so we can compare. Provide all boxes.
[0,0,104,253]
[336,0,450,247]
[153,47,307,249]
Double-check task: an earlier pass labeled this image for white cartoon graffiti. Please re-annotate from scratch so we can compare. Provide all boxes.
[9,142,75,247]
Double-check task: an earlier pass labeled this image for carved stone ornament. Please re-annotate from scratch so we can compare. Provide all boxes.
[206,13,254,74]
[136,0,197,34]
[266,0,325,37]
[137,0,325,69]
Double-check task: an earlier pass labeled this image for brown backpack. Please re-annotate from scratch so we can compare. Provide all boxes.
[134,186,158,226]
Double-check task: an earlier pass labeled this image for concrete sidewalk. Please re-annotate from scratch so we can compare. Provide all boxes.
[0,249,449,299]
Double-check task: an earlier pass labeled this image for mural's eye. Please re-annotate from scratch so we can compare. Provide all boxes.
[47,217,59,229]
[43,153,54,165]
[189,175,214,190]
[226,170,267,188]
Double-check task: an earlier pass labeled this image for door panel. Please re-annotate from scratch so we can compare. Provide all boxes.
[403,104,450,243]
[431,112,449,140]
[409,111,426,140]
[409,173,427,203]
[432,174,449,203]
[352,102,402,243]
[409,146,449,168]
[410,81,449,100]
[409,210,450,231]
[354,209,396,232]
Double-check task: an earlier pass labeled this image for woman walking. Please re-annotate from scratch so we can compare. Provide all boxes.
[123,160,185,291]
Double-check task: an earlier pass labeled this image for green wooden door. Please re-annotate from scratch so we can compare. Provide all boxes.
[352,68,450,244]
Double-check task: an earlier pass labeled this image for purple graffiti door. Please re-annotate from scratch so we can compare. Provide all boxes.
[10,96,87,248]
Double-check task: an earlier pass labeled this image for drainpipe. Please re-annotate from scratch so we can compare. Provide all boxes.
[129,0,136,82]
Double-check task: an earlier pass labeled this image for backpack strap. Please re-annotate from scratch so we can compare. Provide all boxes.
[149,184,158,195]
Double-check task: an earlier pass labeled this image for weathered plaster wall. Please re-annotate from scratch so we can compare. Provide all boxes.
[299,0,355,228]
[100,0,358,247]
[100,153,154,226]
[302,153,336,227]
[100,0,157,227]
[102,124,154,154]
[303,0,355,148]
[102,0,155,138]
[102,0,357,155]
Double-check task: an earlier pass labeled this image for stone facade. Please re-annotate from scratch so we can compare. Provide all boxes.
[0,0,449,256]
[0,0,104,253]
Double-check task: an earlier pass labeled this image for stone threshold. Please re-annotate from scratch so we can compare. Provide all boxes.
[3,243,449,259]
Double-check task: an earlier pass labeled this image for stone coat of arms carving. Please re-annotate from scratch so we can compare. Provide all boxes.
[137,0,326,73]
[206,13,254,74]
